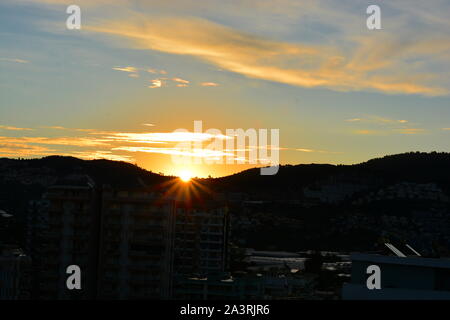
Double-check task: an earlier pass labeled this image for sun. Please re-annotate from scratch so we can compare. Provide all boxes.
[179,170,193,182]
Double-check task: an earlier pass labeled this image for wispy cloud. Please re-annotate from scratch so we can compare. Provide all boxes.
[40,126,100,133]
[17,0,450,95]
[295,148,341,154]
[87,15,449,96]
[112,66,138,73]
[0,124,338,166]
[0,142,53,157]
[353,130,381,135]
[353,128,425,135]
[148,79,164,88]
[172,77,189,84]
[41,126,66,130]
[0,125,33,131]
[105,131,231,143]
[0,136,108,147]
[345,118,362,122]
[346,115,424,135]
[112,146,235,159]
[0,58,29,64]
[394,128,425,135]
[147,68,167,74]
[201,82,219,87]
[345,116,409,125]
[63,150,133,162]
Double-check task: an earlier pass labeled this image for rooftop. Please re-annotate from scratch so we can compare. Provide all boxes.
[351,253,450,269]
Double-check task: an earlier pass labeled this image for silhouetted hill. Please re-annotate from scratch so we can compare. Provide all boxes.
[207,164,341,197]
[0,156,173,225]
[358,152,450,183]
[1,155,172,188]
[204,152,450,196]
[2,152,450,197]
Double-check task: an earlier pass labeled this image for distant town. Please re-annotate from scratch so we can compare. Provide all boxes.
[1,152,450,300]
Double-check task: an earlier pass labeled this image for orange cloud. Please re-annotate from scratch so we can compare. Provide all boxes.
[105,131,231,143]
[353,128,425,135]
[354,130,380,135]
[345,116,409,125]
[0,124,335,170]
[201,82,219,87]
[0,125,33,131]
[0,136,108,147]
[295,148,340,154]
[63,151,133,162]
[87,16,448,96]
[112,66,138,73]
[0,142,54,157]
[172,77,189,84]
[41,126,66,130]
[395,128,425,135]
[148,79,163,88]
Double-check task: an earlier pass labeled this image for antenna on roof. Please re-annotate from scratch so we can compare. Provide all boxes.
[405,244,421,257]
[384,243,406,257]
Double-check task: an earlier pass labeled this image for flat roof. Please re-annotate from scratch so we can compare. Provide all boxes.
[351,253,450,269]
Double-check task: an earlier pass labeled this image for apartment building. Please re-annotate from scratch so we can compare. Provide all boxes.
[96,188,176,299]
[174,203,229,276]
[28,177,229,300]
[0,246,31,300]
[28,181,97,299]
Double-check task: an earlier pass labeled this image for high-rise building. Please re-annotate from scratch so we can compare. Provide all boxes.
[28,180,97,300]
[0,245,31,300]
[96,187,176,299]
[173,203,229,276]
[28,177,229,300]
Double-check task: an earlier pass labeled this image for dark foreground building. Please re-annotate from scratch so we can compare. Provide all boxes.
[342,253,450,299]
[0,245,31,300]
[28,176,229,299]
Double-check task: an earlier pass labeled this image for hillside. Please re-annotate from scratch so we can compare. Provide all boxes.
[2,152,450,201]
[205,151,450,197]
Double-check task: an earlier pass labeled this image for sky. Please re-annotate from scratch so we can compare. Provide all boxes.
[1,0,450,177]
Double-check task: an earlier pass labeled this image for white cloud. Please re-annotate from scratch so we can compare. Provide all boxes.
[201,82,219,87]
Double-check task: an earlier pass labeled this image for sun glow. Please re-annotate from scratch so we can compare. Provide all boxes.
[179,170,193,182]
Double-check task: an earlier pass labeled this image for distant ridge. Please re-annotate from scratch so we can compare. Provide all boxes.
[1,152,450,193]
[206,152,450,195]
[0,155,171,189]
